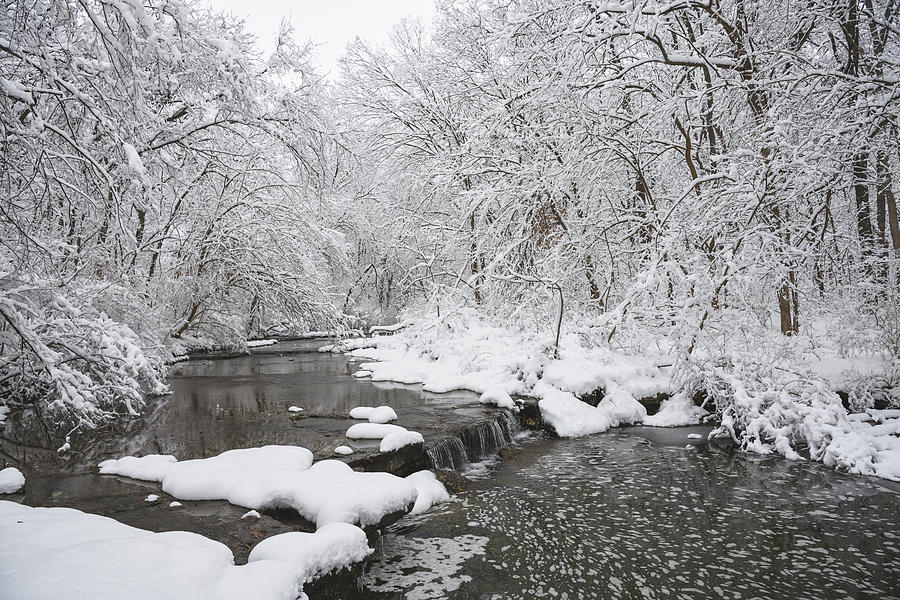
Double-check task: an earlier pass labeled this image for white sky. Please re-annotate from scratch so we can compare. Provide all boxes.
[205,0,435,76]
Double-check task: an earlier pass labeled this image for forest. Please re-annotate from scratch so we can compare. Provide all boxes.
[1,0,899,471]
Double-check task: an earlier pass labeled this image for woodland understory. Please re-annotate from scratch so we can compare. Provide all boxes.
[1,0,899,469]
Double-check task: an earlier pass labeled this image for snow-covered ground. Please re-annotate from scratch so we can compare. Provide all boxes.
[0,500,372,600]
[335,314,900,482]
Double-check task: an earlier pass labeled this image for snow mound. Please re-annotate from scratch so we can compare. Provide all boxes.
[144,494,159,502]
[0,500,302,600]
[248,522,372,584]
[368,406,398,424]
[479,389,515,409]
[349,405,397,422]
[288,406,303,413]
[0,467,25,494]
[100,447,416,527]
[98,453,178,481]
[380,430,424,452]
[353,370,372,378]
[643,391,709,427]
[349,406,374,419]
[241,510,261,519]
[345,423,408,440]
[405,471,449,515]
[334,446,354,455]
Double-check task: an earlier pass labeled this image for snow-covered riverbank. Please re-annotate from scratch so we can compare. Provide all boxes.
[334,313,900,482]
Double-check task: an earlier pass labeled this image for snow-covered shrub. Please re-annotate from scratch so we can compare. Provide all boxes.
[0,278,166,433]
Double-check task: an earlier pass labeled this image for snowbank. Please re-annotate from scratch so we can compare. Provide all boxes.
[0,468,25,494]
[247,339,278,348]
[0,501,303,600]
[100,446,417,527]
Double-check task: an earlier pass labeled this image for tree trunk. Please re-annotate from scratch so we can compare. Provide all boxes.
[854,152,874,252]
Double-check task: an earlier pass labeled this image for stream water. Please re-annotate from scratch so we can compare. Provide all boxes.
[3,341,899,598]
[361,431,900,599]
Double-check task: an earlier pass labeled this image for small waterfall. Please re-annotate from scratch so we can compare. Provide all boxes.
[426,411,521,471]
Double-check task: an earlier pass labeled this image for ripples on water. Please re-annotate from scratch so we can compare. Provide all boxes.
[362,432,900,600]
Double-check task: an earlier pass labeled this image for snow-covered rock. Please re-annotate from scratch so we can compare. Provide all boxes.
[345,423,408,440]
[287,406,303,413]
[0,467,25,494]
[643,392,709,427]
[380,430,424,452]
[99,447,416,528]
[241,510,261,519]
[479,389,515,409]
[334,446,354,456]
[405,471,449,515]
[368,406,398,424]
[248,523,372,584]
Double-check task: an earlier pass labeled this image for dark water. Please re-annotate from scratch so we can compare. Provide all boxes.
[362,431,900,600]
[3,340,494,471]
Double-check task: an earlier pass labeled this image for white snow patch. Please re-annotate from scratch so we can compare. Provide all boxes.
[368,406,398,424]
[0,501,302,600]
[405,471,449,515]
[248,522,372,584]
[0,468,25,494]
[687,433,703,440]
[479,389,515,409]
[643,392,709,427]
[169,501,182,508]
[349,406,374,419]
[334,446,354,455]
[100,447,416,528]
[288,406,303,413]
[353,370,372,378]
[145,494,159,502]
[241,510,261,519]
[122,142,146,175]
[247,339,278,348]
[345,423,408,440]
[380,430,424,452]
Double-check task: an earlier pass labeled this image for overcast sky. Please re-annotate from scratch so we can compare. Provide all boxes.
[206,0,435,76]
